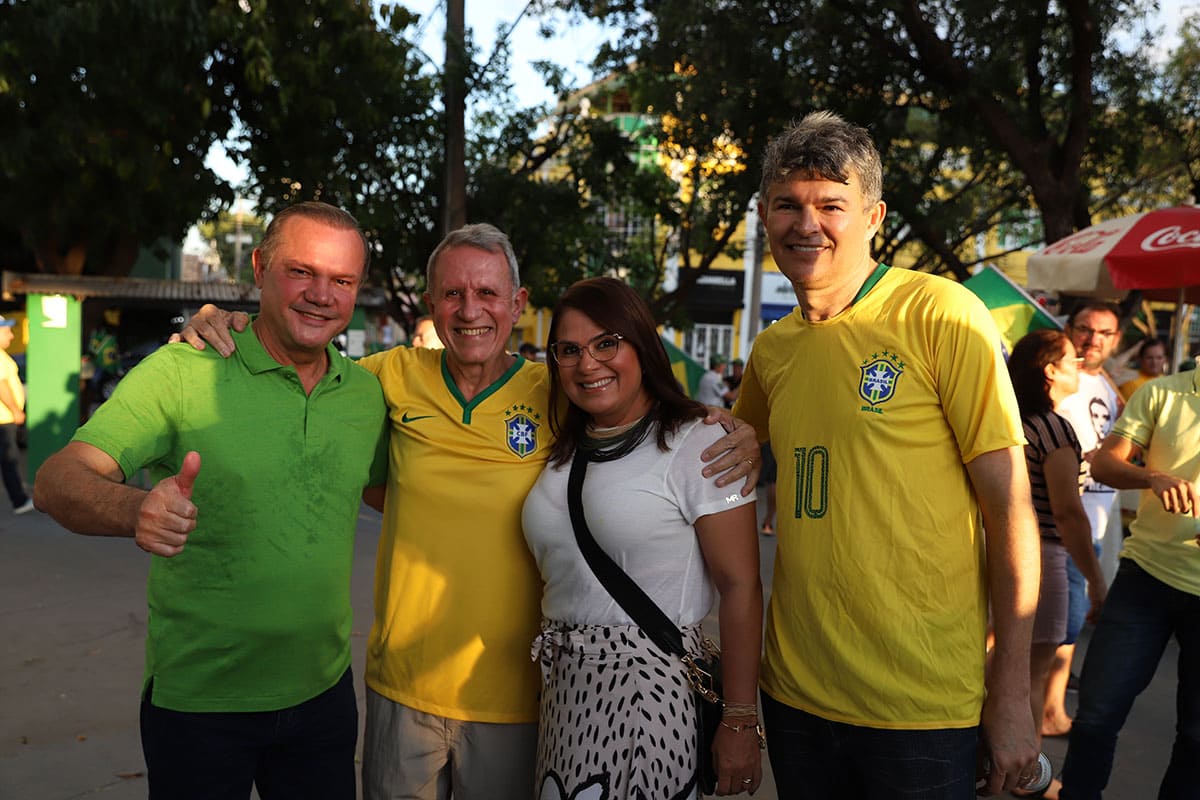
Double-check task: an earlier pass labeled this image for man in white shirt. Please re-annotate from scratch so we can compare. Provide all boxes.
[1043,301,1122,736]
[697,354,732,407]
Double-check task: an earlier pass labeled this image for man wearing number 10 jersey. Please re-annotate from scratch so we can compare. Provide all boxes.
[733,112,1041,798]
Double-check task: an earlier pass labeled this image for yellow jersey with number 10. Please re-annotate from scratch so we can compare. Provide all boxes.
[734,267,1023,729]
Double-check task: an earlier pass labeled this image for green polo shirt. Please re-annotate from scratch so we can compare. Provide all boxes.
[1112,368,1200,596]
[75,326,388,712]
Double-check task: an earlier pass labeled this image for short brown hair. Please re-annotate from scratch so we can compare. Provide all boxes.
[258,201,369,276]
[760,111,883,206]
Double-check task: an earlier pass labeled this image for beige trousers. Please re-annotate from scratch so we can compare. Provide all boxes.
[362,688,536,800]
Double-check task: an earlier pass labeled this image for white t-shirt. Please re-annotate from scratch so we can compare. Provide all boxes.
[522,417,755,627]
[1058,371,1119,494]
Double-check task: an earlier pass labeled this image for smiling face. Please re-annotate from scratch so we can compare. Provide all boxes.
[758,168,886,306]
[424,244,527,375]
[553,308,653,429]
[251,215,364,364]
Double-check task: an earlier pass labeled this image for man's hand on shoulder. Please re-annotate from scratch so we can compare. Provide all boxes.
[700,408,760,496]
[168,304,248,358]
[136,451,201,557]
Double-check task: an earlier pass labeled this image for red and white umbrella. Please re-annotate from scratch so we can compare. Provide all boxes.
[1027,206,1200,303]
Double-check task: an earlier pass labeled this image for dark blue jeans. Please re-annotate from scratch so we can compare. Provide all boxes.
[761,690,978,799]
[140,667,357,800]
[1060,559,1200,799]
[0,423,28,508]
[1064,541,1104,644]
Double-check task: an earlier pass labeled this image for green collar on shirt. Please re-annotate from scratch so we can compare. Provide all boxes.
[235,317,346,384]
[851,262,890,306]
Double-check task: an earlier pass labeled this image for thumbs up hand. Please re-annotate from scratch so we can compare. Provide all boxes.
[135,451,201,557]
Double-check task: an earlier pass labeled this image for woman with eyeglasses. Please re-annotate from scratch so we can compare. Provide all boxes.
[1006,329,1107,796]
[522,277,763,799]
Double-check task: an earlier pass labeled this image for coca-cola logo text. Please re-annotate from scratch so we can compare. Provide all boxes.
[1141,226,1200,252]
[1042,228,1121,255]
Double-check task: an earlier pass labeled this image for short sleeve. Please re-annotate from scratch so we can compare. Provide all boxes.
[664,420,756,524]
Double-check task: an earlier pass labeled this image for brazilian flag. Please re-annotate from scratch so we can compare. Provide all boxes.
[963,265,1061,357]
[659,336,705,399]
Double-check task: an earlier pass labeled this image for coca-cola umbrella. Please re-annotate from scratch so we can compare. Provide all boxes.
[1027,206,1200,368]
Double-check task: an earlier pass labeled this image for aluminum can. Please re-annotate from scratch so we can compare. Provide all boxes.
[976,751,1052,793]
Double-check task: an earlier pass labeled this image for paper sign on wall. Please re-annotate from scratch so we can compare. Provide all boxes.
[40,295,69,329]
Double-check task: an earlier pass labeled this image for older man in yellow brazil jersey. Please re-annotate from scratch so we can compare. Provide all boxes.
[732,112,1041,798]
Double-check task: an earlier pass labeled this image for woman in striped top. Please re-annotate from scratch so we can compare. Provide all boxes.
[1007,329,1108,794]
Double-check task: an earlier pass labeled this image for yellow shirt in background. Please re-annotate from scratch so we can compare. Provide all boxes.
[0,351,24,425]
[1112,370,1200,596]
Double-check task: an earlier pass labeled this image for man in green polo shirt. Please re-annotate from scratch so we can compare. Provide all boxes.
[33,202,388,800]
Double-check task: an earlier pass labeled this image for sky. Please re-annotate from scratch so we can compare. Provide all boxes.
[401,0,612,109]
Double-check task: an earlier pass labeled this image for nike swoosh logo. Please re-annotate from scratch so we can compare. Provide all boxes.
[401,412,435,423]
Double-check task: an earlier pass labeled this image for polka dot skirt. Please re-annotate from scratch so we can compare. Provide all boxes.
[532,620,703,800]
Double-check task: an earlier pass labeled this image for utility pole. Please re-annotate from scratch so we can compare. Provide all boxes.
[225,195,253,283]
[746,196,764,345]
[233,195,245,283]
[442,0,467,234]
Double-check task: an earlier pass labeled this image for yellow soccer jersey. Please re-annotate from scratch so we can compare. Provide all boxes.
[734,266,1024,729]
[359,347,551,722]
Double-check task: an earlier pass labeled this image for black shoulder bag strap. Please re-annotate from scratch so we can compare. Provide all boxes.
[566,448,686,660]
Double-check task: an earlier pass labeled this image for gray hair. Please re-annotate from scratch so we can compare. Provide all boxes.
[257,201,370,276]
[426,223,521,296]
[759,111,883,207]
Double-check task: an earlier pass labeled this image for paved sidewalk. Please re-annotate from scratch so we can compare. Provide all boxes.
[0,501,388,800]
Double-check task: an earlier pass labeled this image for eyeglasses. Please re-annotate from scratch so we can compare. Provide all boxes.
[548,332,625,366]
[1069,325,1118,340]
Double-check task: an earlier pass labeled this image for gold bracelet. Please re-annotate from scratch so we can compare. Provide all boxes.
[719,720,767,750]
[722,702,758,718]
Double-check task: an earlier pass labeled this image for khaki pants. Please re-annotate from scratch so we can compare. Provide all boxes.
[362,688,536,800]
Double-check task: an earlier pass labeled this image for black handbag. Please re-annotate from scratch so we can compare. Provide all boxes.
[566,448,724,796]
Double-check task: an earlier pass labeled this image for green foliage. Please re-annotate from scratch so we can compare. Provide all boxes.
[223,1,441,323]
[0,0,239,275]
[1150,10,1200,203]
[461,39,672,315]
[0,0,674,326]
[552,0,1169,279]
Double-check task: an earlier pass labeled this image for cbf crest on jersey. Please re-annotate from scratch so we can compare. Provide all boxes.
[504,403,540,457]
[858,350,906,414]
